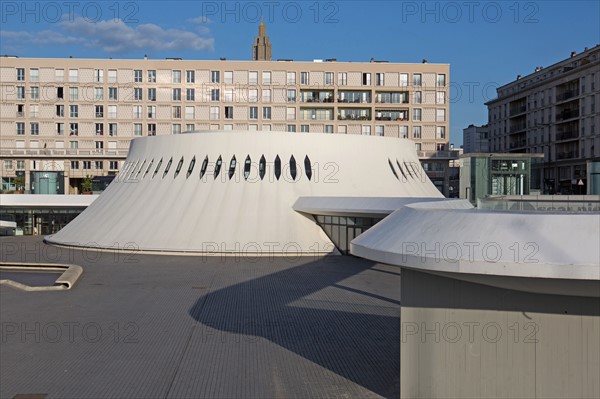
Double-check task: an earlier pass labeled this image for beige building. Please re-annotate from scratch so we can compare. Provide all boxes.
[486,45,600,194]
[0,49,449,194]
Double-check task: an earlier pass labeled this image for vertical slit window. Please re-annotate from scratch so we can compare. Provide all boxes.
[153,158,163,178]
[136,160,146,179]
[396,160,407,180]
[228,156,237,179]
[144,159,154,178]
[388,159,399,180]
[404,162,413,178]
[214,156,222,179]
[259,155,266,180]
[244,155,251,180]
[200,156,209,179]
[274,155,281,180]
[174,157,184,178]
[163,157,173,178]
[304,156,312,181]
[186,156,196,178]
[289,155,297,181]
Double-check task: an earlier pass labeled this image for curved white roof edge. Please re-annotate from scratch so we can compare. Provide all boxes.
[47,131,442,253]
[351,202,600,297]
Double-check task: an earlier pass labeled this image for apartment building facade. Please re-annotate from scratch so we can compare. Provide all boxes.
[486,45,600,194]
[462,123,489,153]
[0,56,450,194]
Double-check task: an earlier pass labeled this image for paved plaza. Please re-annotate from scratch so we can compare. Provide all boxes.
[0,236,400,398]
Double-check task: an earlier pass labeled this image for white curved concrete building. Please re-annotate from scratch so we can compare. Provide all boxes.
[47,131,442,254]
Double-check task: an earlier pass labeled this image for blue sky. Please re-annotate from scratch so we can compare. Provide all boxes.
[1,0,599,146]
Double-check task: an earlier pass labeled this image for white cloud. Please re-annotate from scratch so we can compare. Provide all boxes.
[1,18,214,54]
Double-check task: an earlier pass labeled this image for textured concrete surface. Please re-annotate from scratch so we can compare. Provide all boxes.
[0,236,400,399]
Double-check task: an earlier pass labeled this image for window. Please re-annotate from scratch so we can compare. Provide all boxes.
[300,124,309,133]
[134,88,143,100]
[110,161,119,170]
[185,106,195,119]
[186,88,195,101]
[56,105,65,117]
[95,141,103,150]
[55,69,64,82]
[172,70,181,83]
[69,105,79,118]
[413,73,422,86]
[95,161,103,170]
[109,123,117,136]
[30,68,39,82]
[148,88,156,101]
[436,91,445,104]
[413,91,422,104]
[172,88,181,101]
[16,122,25,135]
[262,89,271,103]
[224,71,233,84]
[437,74,446,87]
[249,106,258,119]
[412,126,422,139]
[286,107,296,120]
[108,87,118,100]
[248,71,258,85]
[148,70,156,82]
[361,125,371,135]
[83,161,91,170]
[30,87,39,100]
[300,72,309,85]
[134,69,142,83]
[224,106,233,119]
[211,89,220,101]
[95,87,103,100]
[287,72,296,85]
[69,69,78,82]
[95,105,104,118]
[107,105,116,118]
[108,69,117,83]
[262,71,271,85]
[400,126,408,138]
[211,70,220,83]
[325,125,333,133]
[133,105,142,119]
[71,161,79,170]
[375,73,384,86]
[94,69,104,83]
[338,72,347,86]
[29,122,39,135]
[56,123,64,135]
[436,109,446,122]
[436,126,446,139]
[287,89,296,102]
[210,106,219,120]
[214,156,222,178]
[325,72,334,85]
[287,124,296,132]
[172,124,181,134]
[186,70,195,83]
[375,125,384,136]
[134,124,142,136]
[16,68,25,81]
[262,107,271,120]
[147,105,156,118]
[148,124,156,136]
[69,141,78,149]
[16,86,25,99]
[413,108,422,121]
[224,89,234,102]
[362,73,371,86]
[228,156,236,179]
[248,89,258,102]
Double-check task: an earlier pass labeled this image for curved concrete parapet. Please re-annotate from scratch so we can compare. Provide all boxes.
[351,202,600,297]
[0,262,83,291]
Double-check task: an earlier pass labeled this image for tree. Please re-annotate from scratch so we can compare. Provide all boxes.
[82,175,93,193]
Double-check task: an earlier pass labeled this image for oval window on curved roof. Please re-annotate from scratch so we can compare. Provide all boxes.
[126,161,138,181]
[136,160,146,179]
[396,159,407,180]
[274,155,281,181]
[403,162,413,178]
[304,155,312,181]
[200,156,209,179]
[153,158,163,178]
[174,156,184,178]
[244,155,251,180]
[214,155,222,179]
[259,155,266,180]
[144,159,154,179]
[289,155,297,181]
[163,157,173,178]
[186,156,196,179]
[388,158,399,180]
[228,156,237,180]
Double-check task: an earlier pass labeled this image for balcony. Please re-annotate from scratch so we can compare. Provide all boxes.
[509,105,526,117]
[509,123,526,133]
[556,90,579,102]
[556,109,579,122]
[557,151,577,160]
[0,148,129,158]
[16,112,24,117]
[555,130,579,141]
[417,150,460,160]
[509,140,527,149]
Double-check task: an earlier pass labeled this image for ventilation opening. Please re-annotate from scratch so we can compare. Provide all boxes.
[228,155,237,179]
[153,158,163,178]
[186,156,196,178]
[289,155,297,181]
[396,159,407,180]
[136,160,146,179]
[163,157,173,178]
[304,155,312,181]
[404,162,413,178]
[144,159,154,178]
[200,156,209,179]
[244,155,251,180]
[127,161,139,180]
[214,155,222,179]
[274,155,281,180]
[174,156,184,178]
[388,159,399,180]
[259,155,266,180]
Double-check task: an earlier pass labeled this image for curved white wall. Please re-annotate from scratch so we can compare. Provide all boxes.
[48,131,442,253]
